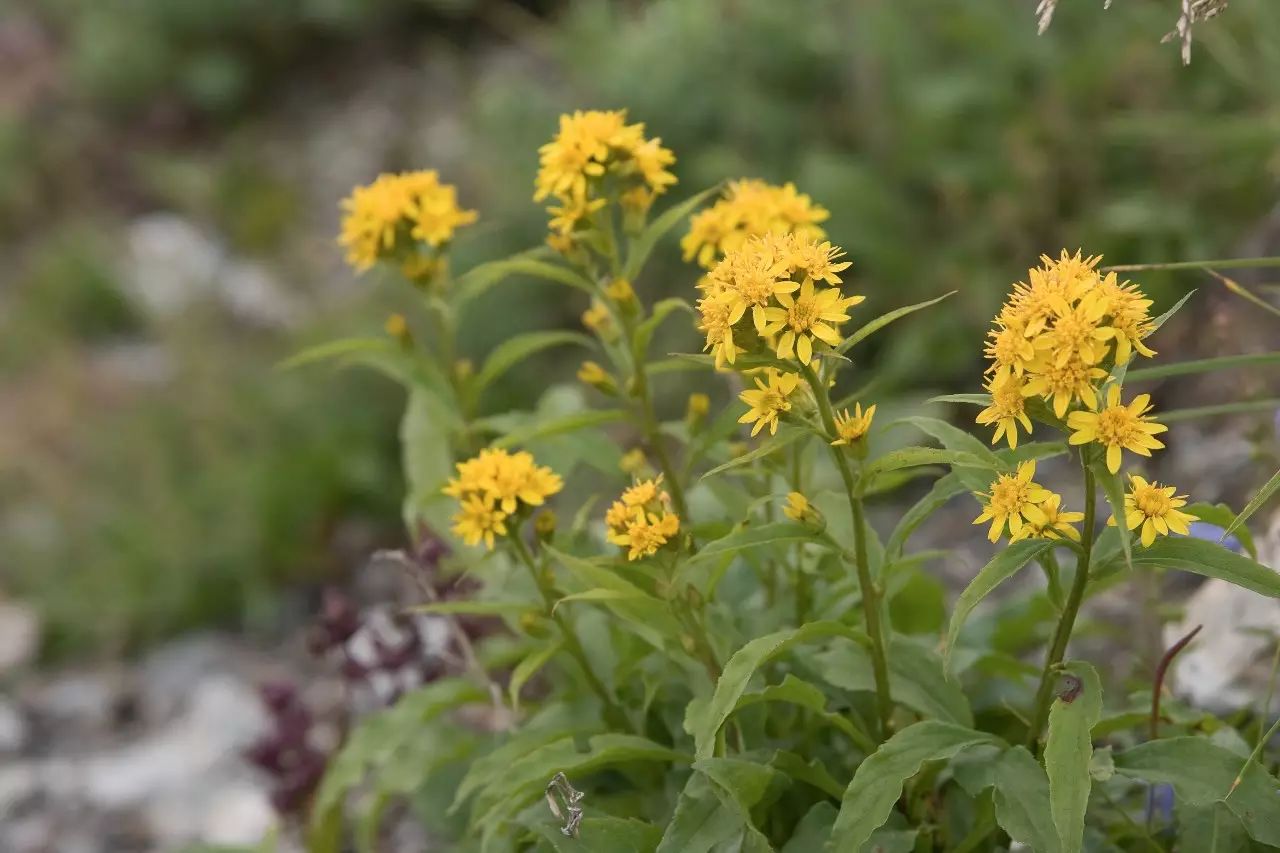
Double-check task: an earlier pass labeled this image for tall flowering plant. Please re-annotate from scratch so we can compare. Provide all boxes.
[288,111,1280,852]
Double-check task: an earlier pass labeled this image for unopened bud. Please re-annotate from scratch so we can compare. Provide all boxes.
[384,313,411,346]
[606,278,637,312]
[577,361,617,395]
[782,491,824,530]
[686,393,710,430]
[535,510,557,541]
[619,448,647,475]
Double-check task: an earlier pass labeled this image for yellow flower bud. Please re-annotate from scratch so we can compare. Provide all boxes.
[619,448,648,475]
[686,392,710,429]
[606,277,637,309]
[534,509,557,541]
[454,358,473,381]
[577,360,617,395]
[384,313,411,345]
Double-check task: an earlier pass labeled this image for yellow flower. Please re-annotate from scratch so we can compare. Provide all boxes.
[605,477,680,561]
[687,392,710,420]
[1020,353,1108,419]
[534,109,675,239]
[338,170,475,273]
[1066,385,1168,474]
[444,448,563,549]
[972,461,1053,542]
[605,277,637,306]
[697,291,742,368]
[1022,493,1085,541]
[832,402,876,446]
[760,278,859,365]
[619,448,648,475]
[983,320,1037,383]
[781,491,824,527]
[682,179,830,269]
[738,370,800,437]
[384,313,410,343]
[581,300,617,340]
[1119,475,1194,547]
[976,373,1033,449]
[1095,272,1157,363]
[452,494,508,549]
[1033,290,1113,368]
[577,360,615,393]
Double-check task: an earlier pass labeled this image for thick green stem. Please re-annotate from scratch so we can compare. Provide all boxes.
[508,532,628,728]
[1026,456,1097,748]
[800,361,893,740]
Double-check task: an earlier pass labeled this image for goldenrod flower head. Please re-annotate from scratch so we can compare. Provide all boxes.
[976,250,1160,445]
[832,402,876,446]
[976,374,1033,450]
[696,232,860,367]
[338,170,476,273]
[1118,475,1194,547]
[682,179,830,269]
[1022,493,1085,541]
[738,369,800,437]
[1066,385,1168,474]
[605,477,680,561]
[686,392,710,427]
[534,109,676,240]
[972,461,1053,543]
[443,448,563,549]
[605,277,637,306]
[782,491,825,528]
[619,448,648,475]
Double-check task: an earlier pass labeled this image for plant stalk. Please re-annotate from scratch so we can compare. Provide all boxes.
[800,361,893,741]
[507,532,628,728]
[1026,454,1097,748]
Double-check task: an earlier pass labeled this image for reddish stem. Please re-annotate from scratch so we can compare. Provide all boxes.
[1150,623,1202,741]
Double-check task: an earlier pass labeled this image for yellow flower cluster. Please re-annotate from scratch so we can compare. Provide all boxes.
[605,477,681,561]
[832,403,876,447]
[533,109,676,246]
[973,461,1082,543]
[682,179,830,269]
[338,170,477,273]
[697,232,862,367]
[443,448,563,549]
[977,250,1157,451]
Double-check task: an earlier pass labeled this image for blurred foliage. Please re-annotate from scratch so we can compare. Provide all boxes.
[2,0,1279,656]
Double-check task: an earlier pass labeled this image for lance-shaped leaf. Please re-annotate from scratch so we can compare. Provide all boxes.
[836,291,955,354]
[688,521,829,567]
[1220,467,1280,546]
[826,720,1002,852]
[471,330,593,397]
[1090,459,1132,573]
[700,428,806,481]
[633,297,695,361]
[885,472,967,561]
[624,185,720,279]
[454,252,594,305]
[944,539,1056,670]
[692,621,869,760]
[992,746,1060,853]
[1045,662,1102,853]
[492,408,630,449]
[1130,536,1280,598]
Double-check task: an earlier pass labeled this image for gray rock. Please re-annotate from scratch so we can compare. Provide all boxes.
[0,698,28,752]
[0,600,39,673]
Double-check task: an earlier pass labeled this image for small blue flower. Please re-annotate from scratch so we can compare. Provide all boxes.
[1185,520,1243,554]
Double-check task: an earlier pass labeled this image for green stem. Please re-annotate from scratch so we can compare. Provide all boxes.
[1255,638,1280,748]
[628,316,691,521]
[1041,550,1065,612]
[507,532,628,728]
[800,361,893,740]
[1026,454,1097,749]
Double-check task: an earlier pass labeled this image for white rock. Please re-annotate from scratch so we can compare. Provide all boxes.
[126,213,222,317]
[199,783,279,847]
[0,600,39,673]
[0,699,28,752]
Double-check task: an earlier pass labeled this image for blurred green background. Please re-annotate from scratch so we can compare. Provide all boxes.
[2,0,1277,657]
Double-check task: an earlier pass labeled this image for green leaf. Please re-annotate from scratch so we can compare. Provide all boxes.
[699,428,806,481]
[451,727,580,815]
[1125,351,1280,383]
[771,751,845,800]
[493,408,630,449]
[694,757,784,813]
[280,336,452,400]
[992,746,1060,853]
[545,545,682,646]
[1045,662,1102,853]
[885,473,967,561]
[1113,737,1280,847]
[532,817,662,853]
[783,803,837,853]
[633,297,695,361]
[656,773,747,853]
[888,570,946,635]
[1090,460,1132,574]
[893,415,1004,470]
[928,393,991,406]
[454,254,596,305]
[861,447,992,488]
[689,521,828,566]
[472,330,594,397]
[813,637,973,727]
[1131,536,1280,598]
[1184,502,1257,559]
[508,639,563,712]
[400,388,457,533]
[944,539,1056,669]
[827,720,1001,852]
[736,675,875,753]
[1220,467,1279,547]
[692,621,870,760]
[1178,803,1250,853]
[836,291,956,354]
[1160,398,1280,423]
[470,733,687,830]
[624,185,719,279]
